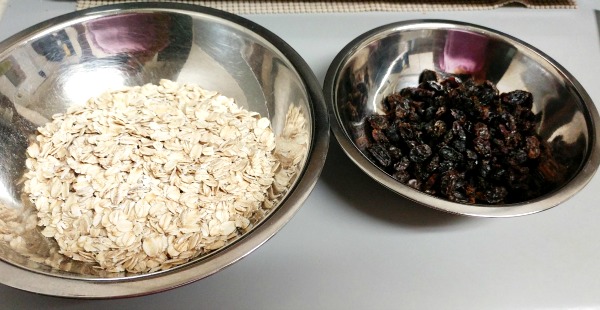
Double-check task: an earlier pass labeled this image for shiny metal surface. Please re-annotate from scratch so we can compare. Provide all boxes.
[0,3,329,297]
[324,20,600,217]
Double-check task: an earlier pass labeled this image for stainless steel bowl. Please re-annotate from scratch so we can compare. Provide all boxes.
[0,3,328,297]
[324,20,600,217]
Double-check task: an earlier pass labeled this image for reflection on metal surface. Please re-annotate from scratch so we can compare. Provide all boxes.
[0,3,329,298]
[325,20,600,218]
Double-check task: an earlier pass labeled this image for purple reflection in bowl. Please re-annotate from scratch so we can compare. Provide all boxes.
[439,30,489,76]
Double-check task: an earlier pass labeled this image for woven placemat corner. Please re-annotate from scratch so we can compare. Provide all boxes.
[76,0,577,13]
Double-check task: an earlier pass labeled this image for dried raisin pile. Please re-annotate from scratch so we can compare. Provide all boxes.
[361,70,554,204]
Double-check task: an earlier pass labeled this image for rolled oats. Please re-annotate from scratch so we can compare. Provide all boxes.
[15,79,307,274]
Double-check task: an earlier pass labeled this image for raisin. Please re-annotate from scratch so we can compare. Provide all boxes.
[419,69,439,83]
[484,186,508,204]
[431,120,447,137]
[465,149,478,161]
[409,144,432,163]
[393,170,411,183]
[401,87,435,100]
[435,106,447,119]
[395,105,410,119]
[439,146,463,162]
[423,173,439,195]
[387,145,403,162]
[502,90,533,110]
[368,115,389,130]
[473,137,492,157]
[424,81,444,93]
[474,122,490,140]
[383,126,401,144]
[367,144,392,167]
[427,154,441,173]
[371,129,389,143]
[393,156,411,172]
[508,149,528,166]
[439,160,457,173]
[356,70,557,205]
[479,159,492,178]
[451,109,467,124]
[423,106,438,121]
[477,81,499,105]
[451,140,467,153]
[525,135,541,159]
[452,121,467,140]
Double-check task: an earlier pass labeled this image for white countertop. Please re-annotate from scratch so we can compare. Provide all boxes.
[1,1,600,309]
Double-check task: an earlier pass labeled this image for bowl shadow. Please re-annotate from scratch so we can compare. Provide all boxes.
[320,138,475,228]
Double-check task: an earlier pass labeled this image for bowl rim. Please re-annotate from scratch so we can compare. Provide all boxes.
[324,19,600,218]
[0,2,329,298]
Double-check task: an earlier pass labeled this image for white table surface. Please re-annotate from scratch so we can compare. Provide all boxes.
[1,1,600,309]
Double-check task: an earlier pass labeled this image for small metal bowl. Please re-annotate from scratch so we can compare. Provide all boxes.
[0,3,328,297]
[324,20,600,217]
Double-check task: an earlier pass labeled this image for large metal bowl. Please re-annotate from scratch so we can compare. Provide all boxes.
[324,20,600,217]
[0,3,328,297]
